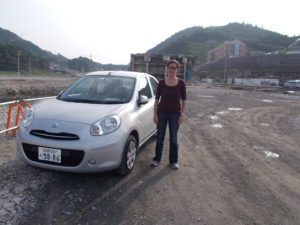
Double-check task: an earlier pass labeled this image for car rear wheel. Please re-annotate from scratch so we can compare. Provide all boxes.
[116,135,137,176]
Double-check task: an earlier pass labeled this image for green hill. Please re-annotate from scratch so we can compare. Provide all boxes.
[0,43,49,71]
[0,27,128,74]
[0,27,68,65]
[147,23,299,63]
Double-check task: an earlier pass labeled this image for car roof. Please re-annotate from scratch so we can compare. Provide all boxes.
[85,70,150,78]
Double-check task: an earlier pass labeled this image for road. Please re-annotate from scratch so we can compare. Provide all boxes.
[1,86,300,225]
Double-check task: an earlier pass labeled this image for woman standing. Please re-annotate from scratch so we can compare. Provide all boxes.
[152,60,187,169]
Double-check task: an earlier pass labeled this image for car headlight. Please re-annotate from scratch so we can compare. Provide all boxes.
[90,115,121,136]
[22,107,34,128]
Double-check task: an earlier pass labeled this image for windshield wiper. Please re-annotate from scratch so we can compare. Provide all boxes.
[59,98,105,104]
[104,100,127,104]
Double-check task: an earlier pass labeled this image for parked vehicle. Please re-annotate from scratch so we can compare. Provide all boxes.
[16,71,158,175]
[283,80,300,88]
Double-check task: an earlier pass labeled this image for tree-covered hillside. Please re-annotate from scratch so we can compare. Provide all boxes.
[0,43,48,71]
[147,23,299,63]
[0,27,128,74]
[0,27,68,65]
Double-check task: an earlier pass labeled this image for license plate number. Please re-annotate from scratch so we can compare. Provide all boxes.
[38,147,61,163]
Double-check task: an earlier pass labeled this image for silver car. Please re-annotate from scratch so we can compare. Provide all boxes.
[16,71,158,175]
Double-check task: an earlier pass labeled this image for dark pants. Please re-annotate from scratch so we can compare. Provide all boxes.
[153,112,180,164]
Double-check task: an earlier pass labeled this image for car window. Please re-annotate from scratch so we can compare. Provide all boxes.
[67,77,94,94]
[148,77,158,96]
[58,75,136,104]
[138,77,152,99]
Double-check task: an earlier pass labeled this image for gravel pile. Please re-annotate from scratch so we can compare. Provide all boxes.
[0,85,66,100]
[0,75,77,101]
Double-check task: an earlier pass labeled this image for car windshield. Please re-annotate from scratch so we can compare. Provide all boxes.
[57,75,136,104]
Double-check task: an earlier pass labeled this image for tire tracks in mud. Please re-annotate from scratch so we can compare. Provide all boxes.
[181,97,300,224]
[4,87,300,225]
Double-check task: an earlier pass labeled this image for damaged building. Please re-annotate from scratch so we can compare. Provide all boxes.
[130,54,196,81]
[194,39,300,85]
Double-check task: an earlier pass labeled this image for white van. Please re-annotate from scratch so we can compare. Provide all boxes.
[283,80,300,88]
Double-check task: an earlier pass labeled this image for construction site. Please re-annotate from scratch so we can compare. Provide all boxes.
[129,39,300,91]
[0,70,299,224]
[196,38,300,85]
[0,35,300,225]
[1,0,300,222]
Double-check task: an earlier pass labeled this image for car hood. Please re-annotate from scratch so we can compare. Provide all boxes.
[33,98,128,124]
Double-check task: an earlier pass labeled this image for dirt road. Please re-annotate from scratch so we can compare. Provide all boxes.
[1,85,300,225]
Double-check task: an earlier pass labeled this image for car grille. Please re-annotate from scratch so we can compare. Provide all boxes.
[22,143,85,167]
[30,130,80,140]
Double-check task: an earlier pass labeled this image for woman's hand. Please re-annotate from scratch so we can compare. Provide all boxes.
[178,114,184,124]
[153,114,159,124]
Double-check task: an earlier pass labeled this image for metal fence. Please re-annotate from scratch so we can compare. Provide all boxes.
[0,96,55,135]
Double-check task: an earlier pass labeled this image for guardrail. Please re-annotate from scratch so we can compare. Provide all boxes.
[0,96,55,135]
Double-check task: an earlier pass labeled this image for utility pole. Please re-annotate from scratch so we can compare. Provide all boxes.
[163,55,170,78]
[89,54,93,71]
[223,44,229,84]
[224,56,228,83]
[17,50,20,76]
[29,58,32,75]
[144,55,151,74]
[131,54,135,71]
[183,57,187,83]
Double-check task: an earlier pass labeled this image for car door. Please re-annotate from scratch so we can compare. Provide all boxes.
[148,75,158,99]
[147,75,158,133]
[136,75,156,143]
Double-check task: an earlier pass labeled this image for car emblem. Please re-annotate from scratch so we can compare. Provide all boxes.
[50,123,59,129]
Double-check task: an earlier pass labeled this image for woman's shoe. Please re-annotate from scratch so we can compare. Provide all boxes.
[169,163,179,169]
[151,160,160,167]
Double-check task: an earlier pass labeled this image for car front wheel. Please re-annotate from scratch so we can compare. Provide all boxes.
[116,135,137,176]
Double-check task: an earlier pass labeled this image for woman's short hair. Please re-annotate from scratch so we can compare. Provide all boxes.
[167,60,179,68]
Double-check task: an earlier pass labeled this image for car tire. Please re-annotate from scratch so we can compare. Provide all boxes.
[116,135,137,176]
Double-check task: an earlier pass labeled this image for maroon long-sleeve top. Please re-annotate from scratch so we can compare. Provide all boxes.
[155,79,187,114]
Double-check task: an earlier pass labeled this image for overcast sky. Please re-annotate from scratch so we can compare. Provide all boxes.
[0,0,299,64]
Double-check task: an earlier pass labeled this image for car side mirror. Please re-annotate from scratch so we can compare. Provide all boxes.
[137,95,148,106]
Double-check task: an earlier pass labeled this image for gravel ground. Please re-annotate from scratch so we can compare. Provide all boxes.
[0,76,300,225]
[0,75,76,225]
[0,135,49,224]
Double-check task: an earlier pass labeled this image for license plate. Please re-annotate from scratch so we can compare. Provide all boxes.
[38,147,61,163]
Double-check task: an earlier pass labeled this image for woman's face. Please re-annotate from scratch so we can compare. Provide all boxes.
[167,63,178,77]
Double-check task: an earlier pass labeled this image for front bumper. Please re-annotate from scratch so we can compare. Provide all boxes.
[16,120,128,173]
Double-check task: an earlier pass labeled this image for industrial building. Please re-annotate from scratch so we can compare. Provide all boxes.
[195,54,300,84]
[130,54,196,81]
